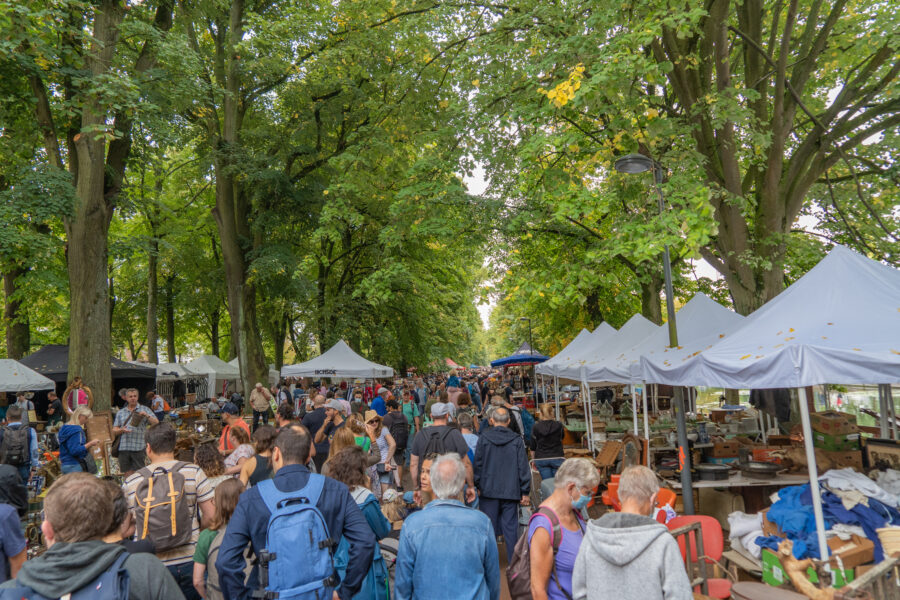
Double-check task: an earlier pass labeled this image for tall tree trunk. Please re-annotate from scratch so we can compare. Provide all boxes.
[3,269,30,359]
[273,312,287,370]
[165,276,176,363]
[210,306,220,356]
[146,237,159,363]
[204,0,268,395]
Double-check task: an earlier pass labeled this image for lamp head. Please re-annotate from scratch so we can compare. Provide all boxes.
[614,153,654,174]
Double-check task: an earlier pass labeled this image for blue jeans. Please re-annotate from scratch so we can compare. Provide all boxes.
[60,463,83,474]
[168,561,200,600]
[16,465,30,484]
[534,458,565,481]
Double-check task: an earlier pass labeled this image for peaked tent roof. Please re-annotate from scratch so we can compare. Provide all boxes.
[536,328,591,376]
[186,354,240,378]
[693,246,900,388]
[155,362,198,379]
[227,358,281,384]
[0,359,56,392]
[280,340,394,378]
[549,322,619,381]
[20,345,156,382]
[578,314,659,383]
[634,293,746,385]
[490,341,549,368]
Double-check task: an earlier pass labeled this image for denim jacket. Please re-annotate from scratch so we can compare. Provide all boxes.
[394,499,500,600]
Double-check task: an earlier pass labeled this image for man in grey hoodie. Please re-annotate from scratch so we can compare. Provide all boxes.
[572,466,692,600]
[0,472,183,600]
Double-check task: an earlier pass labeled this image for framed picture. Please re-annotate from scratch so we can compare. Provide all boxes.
[864,438,900,471]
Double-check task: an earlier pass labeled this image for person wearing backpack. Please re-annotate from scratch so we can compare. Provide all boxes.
[0,472,184,600]
[0,406,39,484]
[381,401,408,490]
[408,403,475,505]
[193,478,244,600]
[215,425,376,600]
[512,458,598,600]
[122,423,215,600]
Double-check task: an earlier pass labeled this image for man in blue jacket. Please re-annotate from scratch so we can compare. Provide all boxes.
[473,406,530,562]
[395,454,499,600]
[216,425,376,600]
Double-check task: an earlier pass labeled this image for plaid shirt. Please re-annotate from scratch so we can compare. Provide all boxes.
[113,405,156,452]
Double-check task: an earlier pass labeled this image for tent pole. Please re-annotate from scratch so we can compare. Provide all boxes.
[879,385,890,439]
[889,385,897,441]
[631,384,638,435]
[673,386,695,514]
[642,381,650,460]
[554,376,560,421]
[797,387,829,562]
[581,373,593,454]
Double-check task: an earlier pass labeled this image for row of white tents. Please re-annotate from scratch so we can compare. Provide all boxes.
[537,245,899,389]
[536,244,900,562]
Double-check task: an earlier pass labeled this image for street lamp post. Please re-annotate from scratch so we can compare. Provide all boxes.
[614,153,695,514]
[519,317,534,395]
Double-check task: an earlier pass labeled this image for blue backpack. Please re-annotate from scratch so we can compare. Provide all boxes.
[0,552,129,600]
[256,475,338,599]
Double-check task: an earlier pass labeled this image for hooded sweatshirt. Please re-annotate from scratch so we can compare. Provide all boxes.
[0,540,185,600]
[572,512,692,600]
[473,425,530,500]
[57,424,89,467]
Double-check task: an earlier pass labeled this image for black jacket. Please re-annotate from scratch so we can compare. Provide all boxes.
[473,425,530,500]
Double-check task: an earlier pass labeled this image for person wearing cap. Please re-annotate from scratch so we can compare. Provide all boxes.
[371,387,389,417]
[313,398,346,461]
[249,382,272,432]
[218,402,251,455]
[409,402,475,505]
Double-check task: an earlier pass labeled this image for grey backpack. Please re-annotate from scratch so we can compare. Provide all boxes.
[205,530,227,600]
[134,462,193,552]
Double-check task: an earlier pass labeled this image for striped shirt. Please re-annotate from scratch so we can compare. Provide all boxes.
[123,459,214,566]
[114,405,157,452]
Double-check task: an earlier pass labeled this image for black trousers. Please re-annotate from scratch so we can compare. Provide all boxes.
[252,409,269,432]
[479,496,520,562]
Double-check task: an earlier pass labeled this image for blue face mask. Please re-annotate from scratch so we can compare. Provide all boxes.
[572,492,591,510]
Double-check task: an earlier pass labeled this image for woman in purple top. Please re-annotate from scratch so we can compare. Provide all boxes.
[528,458,600,600]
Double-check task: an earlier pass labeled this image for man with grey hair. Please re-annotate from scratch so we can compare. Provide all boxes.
[572,465,691,600]
[394,454,500,600]
[474,406,530,562]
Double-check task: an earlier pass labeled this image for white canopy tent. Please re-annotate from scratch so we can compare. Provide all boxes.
[580,313,660,384]
[186,354,240,398]
[535,328,592,376]
[633,293,747,385]
[691,246,900,388]
[648,246,899,563]
[155,362,196,379]
[0,359,55,392]
[280,340,394,379]
[551,322,619,382]
[228,358,280,388]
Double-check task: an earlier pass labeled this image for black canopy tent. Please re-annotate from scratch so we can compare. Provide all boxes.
[19,345,156,414]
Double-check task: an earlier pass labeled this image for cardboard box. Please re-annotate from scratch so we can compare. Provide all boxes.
[828,535,874,569]
[810,411,857,436]
[824,450,863,471]
[813,430,860,451]
[710,440,740,458]
[762,548,855,588]
[761,508,783,537]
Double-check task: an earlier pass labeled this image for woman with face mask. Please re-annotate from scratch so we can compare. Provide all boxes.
[527,458,599,600]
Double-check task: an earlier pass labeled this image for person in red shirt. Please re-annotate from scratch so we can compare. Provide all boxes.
[218,402,251,455]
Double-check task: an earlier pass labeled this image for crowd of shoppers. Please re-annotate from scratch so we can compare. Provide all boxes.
[0,371,695,600]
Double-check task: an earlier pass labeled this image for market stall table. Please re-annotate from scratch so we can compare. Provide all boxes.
[667,472,811,489]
